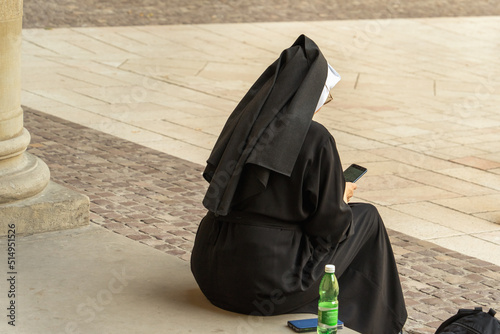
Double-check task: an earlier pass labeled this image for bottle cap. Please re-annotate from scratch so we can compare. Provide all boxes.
[325,264,335,273]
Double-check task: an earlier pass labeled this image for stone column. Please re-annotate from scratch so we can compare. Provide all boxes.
[0,0,50,203]
[0,0,89,235]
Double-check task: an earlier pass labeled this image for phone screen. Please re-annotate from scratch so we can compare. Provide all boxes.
[344,164,367,183]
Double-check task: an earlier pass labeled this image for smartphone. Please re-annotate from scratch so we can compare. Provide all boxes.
[343,163,367,183]
[287,318,344,332]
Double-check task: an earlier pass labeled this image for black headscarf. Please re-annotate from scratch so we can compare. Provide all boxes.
[203,35,328,216]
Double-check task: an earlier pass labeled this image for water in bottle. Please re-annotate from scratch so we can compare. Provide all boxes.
[317,264,339,334]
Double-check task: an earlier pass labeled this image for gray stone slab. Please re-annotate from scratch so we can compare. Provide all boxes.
[0,181,89,236]
[0,224,359,334]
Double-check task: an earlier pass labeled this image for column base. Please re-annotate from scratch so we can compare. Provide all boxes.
[0,181,89,236]
[0,150,51,203]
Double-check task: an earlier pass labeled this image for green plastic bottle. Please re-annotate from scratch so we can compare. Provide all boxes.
[317,264,339,334]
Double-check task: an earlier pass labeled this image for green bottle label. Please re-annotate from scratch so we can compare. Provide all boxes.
[318,305,338,326]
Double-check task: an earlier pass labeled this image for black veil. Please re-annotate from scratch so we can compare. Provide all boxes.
[202,35,328,216]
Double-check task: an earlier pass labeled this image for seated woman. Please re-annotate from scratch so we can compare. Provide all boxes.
[191,35,407,334]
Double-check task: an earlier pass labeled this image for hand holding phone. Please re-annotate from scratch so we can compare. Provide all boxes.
[343,164,367,183]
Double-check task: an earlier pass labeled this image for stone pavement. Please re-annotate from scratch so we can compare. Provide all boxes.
[20,18,500,265]
[12,1,500,333]
[22,0,500,28]
[23,107,500,334]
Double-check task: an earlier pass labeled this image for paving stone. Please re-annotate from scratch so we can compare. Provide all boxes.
[165,249,187,257]
[126,234,151,241]
[420,297,442,306]
[103,222,127,230]
[410,309,436,323]
[141,218,165,225]
[138,227,164,235]
[139,238,167,247]
[426,320,446,330]
[126,213,153,219]
[452,156,500,170]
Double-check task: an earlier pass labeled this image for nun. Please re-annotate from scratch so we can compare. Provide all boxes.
[191,35,407,334]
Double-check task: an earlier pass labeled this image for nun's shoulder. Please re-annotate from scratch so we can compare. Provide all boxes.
[299,121,338,162]
[306,121,334,143]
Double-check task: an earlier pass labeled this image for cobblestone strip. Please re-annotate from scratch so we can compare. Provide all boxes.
[25,107,206,262]
[25,107,499,334]
[22,0,500,29]
[390,231,500,333]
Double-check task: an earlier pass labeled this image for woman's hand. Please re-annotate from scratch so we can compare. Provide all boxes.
[343,182,357,203]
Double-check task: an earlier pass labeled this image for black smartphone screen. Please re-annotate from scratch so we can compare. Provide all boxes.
[344,164,367,183]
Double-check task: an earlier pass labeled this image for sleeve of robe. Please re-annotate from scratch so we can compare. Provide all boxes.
[302,132,353,248]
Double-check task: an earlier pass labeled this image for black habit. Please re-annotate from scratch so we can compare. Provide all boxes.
[191,35,407,334]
